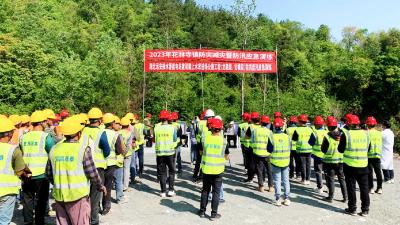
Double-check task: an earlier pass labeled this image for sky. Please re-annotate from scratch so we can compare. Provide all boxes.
[196,0,400,41]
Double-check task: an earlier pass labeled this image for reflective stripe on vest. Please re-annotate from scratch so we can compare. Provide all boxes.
[22,131,48,176]
[343,129,369,168]
[82,127,107,169]
[104,129,118,166]
[295,127,313,153]
[0,143,21,197]
[270,133,291,167]
[323,135,343,164]
[50,138,90,202]
[286,126,297,151]
[201,135,226,175]
[368,129,382,158]
[154,124,176,156]
[312,129,328,158]
[134,123,145,145]
[251,125,271,157]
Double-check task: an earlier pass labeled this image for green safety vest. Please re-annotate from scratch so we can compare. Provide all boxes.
[21,131,48,176]
[49,138,90,202]
[82,127,107,169]
[342,129,369,168]
[171,121,181,147]
[119,129,133,157]
[104,129,118,167]
[323,135,343,164]
[295,126,313,154]
[134,123,145,145]
[312,129,328,158]
[196,120,207,143]
[239,122,251,148]
[368,129,382,159]
[201,135,226,175]
[0,143,21,197]
[154,124,176,156]
[251,125,272,157]
[270,133,291,167]
[286,126,297,151]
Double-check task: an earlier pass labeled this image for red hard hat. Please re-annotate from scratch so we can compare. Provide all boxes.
[274,111,282,118]
[210,118,223,129]
[242,112,250,120]
[313,116,325,126]
[261,115,270,124]
[158,110,169,120]
[200,109,208,120]
[365,116,377,126]
[298,114,308,122]
[350,115,361,125]
[171,112,179,120]
[207,117,215,126]
[146,113,152,118]
[60,109,69,118]
[289,116,298,123]
[251,112,260,120]
[273,118,284,128]
[326,115,335,121]
[54,114,61,122]
[345,113,353,124]
[327,117,338,127]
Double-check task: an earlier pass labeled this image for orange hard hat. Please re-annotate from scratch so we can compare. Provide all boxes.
[242,112,250,120]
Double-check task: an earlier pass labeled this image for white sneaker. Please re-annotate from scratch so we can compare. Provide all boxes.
[275,199,282,207]
[314,188,324,194]
[390,179,395,184]
[369,189,375,194]
[305,180,311,185]
[376,189,383,194]
[167,190,176,197]
[283,199,291,206]
[160,192,167,198]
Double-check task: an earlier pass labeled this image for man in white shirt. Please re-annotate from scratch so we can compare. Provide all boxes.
[381,120,395,183]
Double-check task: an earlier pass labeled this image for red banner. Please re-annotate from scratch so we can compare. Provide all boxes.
[144,61,276,73]
[145,49,276,62]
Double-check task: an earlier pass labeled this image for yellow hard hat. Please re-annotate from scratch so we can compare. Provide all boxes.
[79,113,89,125]
[121,117,130,126]
[103,113,115,124]
[61,117,84,136]
[43,109,56,119]
[88,107,103,119]
[0,117,16,133]
[0,114,7,120]
[20,115,30,124]
[114,116,121,124]
[9,115,21,125]
[31,110,47,123]
[125,112,135,120]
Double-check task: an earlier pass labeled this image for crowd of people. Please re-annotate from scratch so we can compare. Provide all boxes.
[0,108,396,224]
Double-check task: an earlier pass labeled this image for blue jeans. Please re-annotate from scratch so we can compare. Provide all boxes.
[114,167,124,201]
[130,151,139,181]
[0,195,16,225]
[208,182,224,201]
[272,165,290,200]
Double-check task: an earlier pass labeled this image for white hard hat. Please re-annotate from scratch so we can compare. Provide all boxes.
[215,115,222,120]
[204,109,215,118]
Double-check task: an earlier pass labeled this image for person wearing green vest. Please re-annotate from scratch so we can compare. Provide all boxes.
[170,112,183,175]
[320,116,347,203]
[245,112,273,192]
[112,116,128,204]
[83,107,111,225]
[198,118,228,220]
[286,116,300,179]
[134,115,146,176]
[238,112,251,173]
[308,116,328,193]
[291,114,313,185]
[143,113,153,148]
[20,110,56,225]
[365,116,383,194]
[267,118,291,206]
[46,117,106,225]
[338,115,371,217]
[0,117,31,225]
[101,113,125,214]
[120,116,134,191]
[154,110,178,197]
[193,109,215,182]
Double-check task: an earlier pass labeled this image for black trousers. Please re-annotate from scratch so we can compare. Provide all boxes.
[157,155,176,193]
[368,158,383,189]
[254,155,273,187]
[227,135,237,148]
[299,153,311,181]
[382,169,394,181]
[90,168,104,225]
[102,165,116,211]
[22,178,49,225]
[314,158,324,189]
[137,145,144,174]
[344,165,370,212]
[244,146,253,172]
[324,163,347,200]
[193,143,203,179]
[200,173,223,215]
[289,150,301,178]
